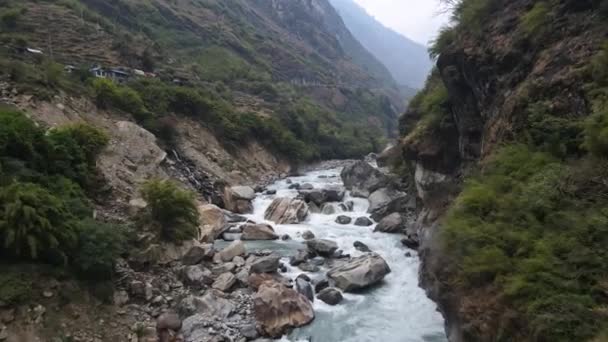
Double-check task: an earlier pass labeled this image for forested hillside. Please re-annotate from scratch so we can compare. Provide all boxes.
[395,0,608,341]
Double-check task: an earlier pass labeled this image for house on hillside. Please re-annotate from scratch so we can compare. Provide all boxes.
[90,66,131,83]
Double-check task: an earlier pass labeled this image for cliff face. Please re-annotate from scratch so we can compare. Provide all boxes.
[398,1,608,341]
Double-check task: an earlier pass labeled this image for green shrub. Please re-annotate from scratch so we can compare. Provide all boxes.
[141,179,199,242]
[0,8,23,30]
[591,42,608,87]
[429,26,457,59]
[453,0,498,33]
[526,102,584,158]
[0,271,32,305]
[520,2,551,38]
[0,182,78,261]
[72,219,126,280]
[46,123,109,186]
[0,109,46,164]
[92,78,146,117]
[583,105,608,157]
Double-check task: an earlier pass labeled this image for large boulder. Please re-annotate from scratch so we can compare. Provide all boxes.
[374,213,404,234]
[295,277,314,302]
[224,186,256,214]
[254,281,315,337]
[218,240,246,262]
[212,273,237,292]
[340,161,388,198]
[327,253,391,292]
[306,239,338,257]
[178,291,235,318]
[298,187,346,206]
[198,204,228,242]
[316,287,343,305]
[182,244,214,265]
[250,255,281,274]
[367,188,415,221]
[354,217,374,227]
[241,223,279,241]
[264,198,309,224]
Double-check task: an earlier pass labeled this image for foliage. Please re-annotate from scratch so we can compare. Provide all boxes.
[0,182,78,261]
[591,42,608,87]
[583,105,608,158]
[0,108,46,164]
[525,102,584,158]
[92,78,146,118]
[0,271,32,305]
[141,179,199,243]
[452,0,498,33]
[443,144,608,341]
[429,26,457,59]
[72,219,126,280]
[520,2,551,38]
[0,7,24,30]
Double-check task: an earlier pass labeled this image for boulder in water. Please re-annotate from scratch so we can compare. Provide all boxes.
[254,280,315,337]
[327,253,391,292]
[295,277,314,302]
[250,255,281,274]
[241,223,279,240]
[299,187,345,206]
[340,161,389,198]
[353,241,371,253]
[317,287,343,305]
[321,203,336,215]
[368,188,415,222]
[335,215,352,225]
[302,230,315,240]
[224,186,256,214]
[339,201,355,212]
[300,183,314,190]
[374,213,405,234]
[306,239,338,257]
[198,204,228,242]
[264,197,309,224]
[354,217,374,227]
[290,249,310,266]
[401,235,420,250]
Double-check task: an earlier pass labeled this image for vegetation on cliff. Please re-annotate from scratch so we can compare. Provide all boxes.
[400,0,608,340]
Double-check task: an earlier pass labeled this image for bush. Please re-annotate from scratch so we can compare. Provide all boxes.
[0,271,32,305]
[520,2,551,38]
[0,182,78,261]
[72,219,126,280]
[429,26,457,59]
[46,123,109,186]
[141,179,199,242]
[92,78,146,117]
[0,109,46,164]
[453,0,498,33]
[583,105,608,157]
[0,8,23,30]
[591,42,608,87]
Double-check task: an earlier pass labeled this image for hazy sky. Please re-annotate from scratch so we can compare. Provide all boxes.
[353,0,450,46]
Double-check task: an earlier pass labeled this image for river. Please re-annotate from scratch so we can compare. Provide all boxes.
[242,164,447,342]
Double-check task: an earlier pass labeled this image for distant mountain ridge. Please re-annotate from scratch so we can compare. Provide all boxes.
[330,0,433,89]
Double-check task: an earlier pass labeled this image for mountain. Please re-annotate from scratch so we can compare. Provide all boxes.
[394,0,608,341]
[329,0,433,89]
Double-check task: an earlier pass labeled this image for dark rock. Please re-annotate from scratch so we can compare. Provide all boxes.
[240,324,259,340]
[250,255,281,274]
[335,215,352,225]
[339,201,355,212]
[405,252,412,257]
[289,250,310,266]
[368,188,415,221]
[353,241,371,253]
[281,234,291,240]
[300,183,314,190]
[182,244,214,265]
[298,262,320,272]
[306,239,338,257]
[295,278,314,302]
[302,230,315,240]
[310,256,325,266]
[340,161,389,197]
[354,217,374,226]
[321,203,336,215]
[401,235,420,250]
[288,183,301,190]
[296,274,311,282]
[317,287,343,305]
[265,189,277,195]
[298,187,345,206]
[313,279,330,293]
[374,213,404,233]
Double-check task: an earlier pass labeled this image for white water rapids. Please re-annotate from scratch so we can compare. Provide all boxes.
[242,165,447,342]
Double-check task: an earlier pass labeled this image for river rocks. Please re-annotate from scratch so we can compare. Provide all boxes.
[339,201,354,212]
[241,223,279,240]
[219,240,246,262]
[182,244,214,265]
[213,273,237,292]
[321,203,336,215]
[340,160,388,197]
[368,188,415,221]
[265,189,277,195]
[317,287,343,305]
[264,198,309,224]
[289,249,310,266]
[300,183,314,190]
[198,204,229,242]
[302,230,315,240]
[374,213,404,233]
[250,255,281,274]
[183,265,214,287]
[327,253,391,292]
[353,241,372,253]
[306,239,338,257]
[224,186,256,214]
[335,215,352,224]
[401,235,420,250]
[295,278,314,302]
[179,292,235,318]
[354,217,374,226]
[313,279,330,293]
[253,281,315,337]
[298,262,320,272]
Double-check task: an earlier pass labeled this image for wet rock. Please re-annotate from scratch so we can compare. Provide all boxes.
[310,256,325,266]
[219,240,246,262]
[296,274,311,282]
[374,213,404,234]
[321,203,336,215]
[213,273,237,292]
[198,204,229,242]
[289,250,310,266]
[368,188,415,222]
[224,211,248,223]
[300,183,314,190]
[182,244,215,265]
[297,262,319,273]
[281,234,291,241]
[313,279,330,293]
[338,201,354,212]
[254,281,315,337]
[405,252,413,257]
[241,223,279,240]
[354,217,374,226]
[353,241,371,253]
[250,255,281,274]
[306,239,338,257]
[224,186,256,214]
[308,202,321,213]
[295,278,314,302]
[265,189,277,195]
[298,187,345,206]
[340,161,389,198]
[327,253,391,292]
[264,198,309,224]
[335,215,352,224]
[401,235,420,250]
[302,230,315,240]
[317,288,343,305]
[288,183,301,190]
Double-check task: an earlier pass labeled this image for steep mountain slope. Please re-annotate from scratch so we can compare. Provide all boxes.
[330,0,433,89]
[394,0,608,341]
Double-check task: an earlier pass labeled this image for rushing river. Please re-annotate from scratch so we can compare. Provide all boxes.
[241,165,447,342]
